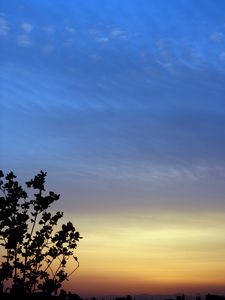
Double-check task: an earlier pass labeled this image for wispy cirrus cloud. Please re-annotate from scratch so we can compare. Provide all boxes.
[62,39,73,48]
[16,34,32,47]
[43,25,55,34]
[96,37,109,43]
[0,16,10,36]
[65,26,75,33]
[88,27,103,36]
[42,45,55,54]
[210,31,224,42]
[21,22,33,33]
[156,38,177,68]
[111,27,127,39]
[219,52,225,61]
[87,25,106,36]
[156,38,173,58]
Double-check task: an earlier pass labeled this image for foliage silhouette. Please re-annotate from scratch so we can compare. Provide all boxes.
[0,170,82,296]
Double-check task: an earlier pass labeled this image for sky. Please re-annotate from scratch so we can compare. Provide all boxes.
[1,0,225,298]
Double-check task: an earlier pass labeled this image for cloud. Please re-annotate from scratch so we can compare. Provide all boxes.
[42,45,55,54]
[65,26,75,33]
[156,38,175,62]
[0,16,10,36]
[156,38,166,50]
[62,40,73,47]
[67,161,217,186]
[111,27,127,38]
[88,28,102,35]
[210,32,224,42]
[111,28,124,36]
[161,62,174,72]
[96,37,109,43]
[89,54,102,62]
[21,23,33,33]
[219,52,225,61]
[16,34,32,47]
[43,25,55,34]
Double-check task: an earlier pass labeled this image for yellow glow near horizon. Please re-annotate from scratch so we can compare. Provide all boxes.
[64,211,225,297]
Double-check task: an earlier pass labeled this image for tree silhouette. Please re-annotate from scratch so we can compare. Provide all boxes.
[0,170,82,296]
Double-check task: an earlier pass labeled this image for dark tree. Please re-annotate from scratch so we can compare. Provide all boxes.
[0,170,82,296]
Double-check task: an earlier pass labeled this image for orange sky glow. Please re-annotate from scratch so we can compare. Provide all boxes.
[62,211,225,298]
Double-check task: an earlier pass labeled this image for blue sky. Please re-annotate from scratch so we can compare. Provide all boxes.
[1,0,225,213]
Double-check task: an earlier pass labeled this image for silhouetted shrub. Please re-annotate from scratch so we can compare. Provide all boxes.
[0,170,82,296]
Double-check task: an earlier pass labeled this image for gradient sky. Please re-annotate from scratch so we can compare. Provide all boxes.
[1,0,225,298]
